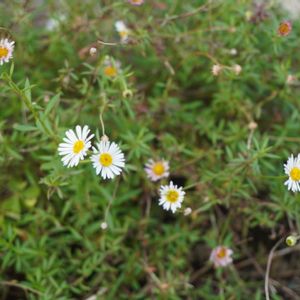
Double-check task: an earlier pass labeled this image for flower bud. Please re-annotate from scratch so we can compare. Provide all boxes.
[184,207,192,216]
[100,222,108,230]
[286,235,297,247]
[286,74,296,85]
[89,47,97,56]
[122,89,133,98]
[233,64,242,75]
[230,48,237,56]
[101,135,109,142]
[212,64,222,76]
[248,121,257,130]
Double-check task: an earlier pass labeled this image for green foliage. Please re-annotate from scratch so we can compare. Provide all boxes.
[0,0,300,299]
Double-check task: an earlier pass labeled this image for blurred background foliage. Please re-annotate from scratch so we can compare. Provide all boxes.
[0,0,300,299]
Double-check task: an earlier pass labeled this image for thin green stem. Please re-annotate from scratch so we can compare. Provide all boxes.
[0,281,43,296]
[3,74,59,143]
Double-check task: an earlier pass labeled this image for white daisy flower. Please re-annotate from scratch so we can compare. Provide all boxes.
[91,140,125,180]
[103,56,121,78]
[128,0,144,5]
[284,154,300,192]
[58,125,94,168]
[0,38,15,65]
[115,20,130,43]
[144,159,169,182]
[158,181,185,213]
[209,246,233,268]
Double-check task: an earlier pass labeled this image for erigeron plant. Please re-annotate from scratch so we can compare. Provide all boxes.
[1,1,300,299]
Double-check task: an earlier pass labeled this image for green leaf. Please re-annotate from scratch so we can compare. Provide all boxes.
[45,94,61,116]
[24,78,32,102]
[13,123,37,132]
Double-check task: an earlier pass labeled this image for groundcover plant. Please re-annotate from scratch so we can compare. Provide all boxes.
[1,0,300,299]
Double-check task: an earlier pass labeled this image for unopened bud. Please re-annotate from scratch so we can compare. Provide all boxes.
[100,222,108,230]
[230,48,237,56]
[286,235,297,247]
[286,74,296,85]
[233,64,242,75]
[248,121,257,130]
[212,64,222,76]
[101,135,109,142]
[89,47,97,56]
[122,89,133,98]
[184,207,192,216]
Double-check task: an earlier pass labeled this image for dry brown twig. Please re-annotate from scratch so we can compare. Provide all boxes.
[160,3,213,27]
[264,238,285,300]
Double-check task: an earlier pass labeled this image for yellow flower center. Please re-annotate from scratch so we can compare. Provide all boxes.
[119,31,128,39]
[166,190,179,203]
[104,66,117,77]
[99,153,113,167]
[0,47,9,59]
[73,140,84,154]
[278,23,290,36]
[290,167,300,181]
[132,0,142,3]
[217,247,227,259]
[152,162,165,176]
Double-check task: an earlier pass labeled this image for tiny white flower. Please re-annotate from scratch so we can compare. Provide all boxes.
[210,246,233,268]
[91,140,125,180]
[158,181,185,213]
[284,154,300,192]
[58,125,94,168]
[144,159,169,182]
[184,207,192,216]
[0,38,15,65]
[212,64,222,76]
[128,0,144,5]
[103,56,121,77]
[115,20,130,43]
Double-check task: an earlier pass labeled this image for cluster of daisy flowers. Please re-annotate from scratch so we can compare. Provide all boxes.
[144,159,234,267]
[58,125,125,180]
[144,158,185,213]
